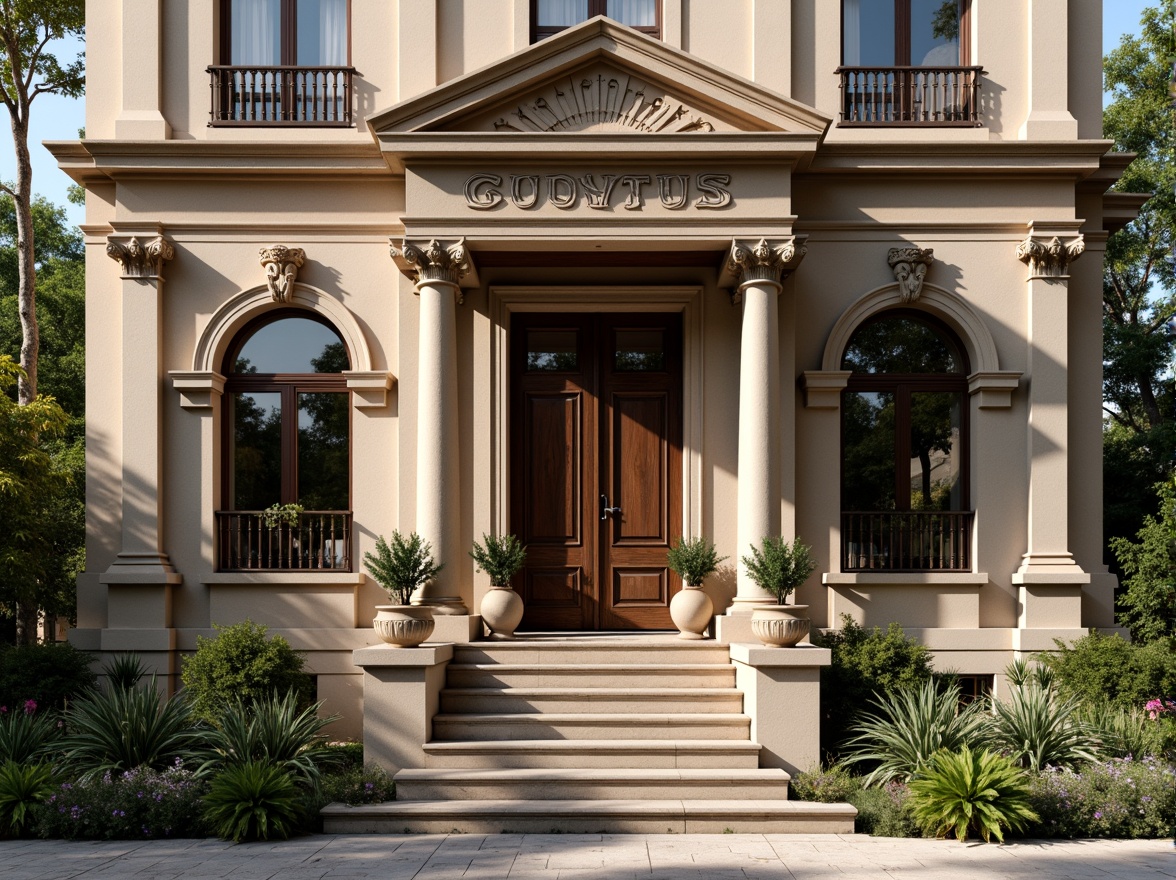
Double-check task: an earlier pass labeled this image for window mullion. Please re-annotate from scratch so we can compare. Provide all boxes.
[282,385,298,505]
[895,384,912,511]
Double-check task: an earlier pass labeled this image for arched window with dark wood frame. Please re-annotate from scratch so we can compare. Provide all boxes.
[217,310,352,571]
[840,310,973,572]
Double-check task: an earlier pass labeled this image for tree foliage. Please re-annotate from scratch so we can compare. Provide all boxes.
[1109,476,1176,642]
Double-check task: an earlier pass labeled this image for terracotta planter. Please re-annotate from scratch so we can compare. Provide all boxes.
[480,585,525,638]
[669,586,713,640]
[750,604,810,647]
[373,604,435,648]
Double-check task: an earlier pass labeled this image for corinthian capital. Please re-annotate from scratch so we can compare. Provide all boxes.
[1016,235,1084,278]
[259,245,305,303]
[725,238,807,301]
[392,238,472,294]
[106,235,175,279]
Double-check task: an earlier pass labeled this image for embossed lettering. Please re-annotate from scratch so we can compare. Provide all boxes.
[694,173,732,209]
[657,174,690,210]
[580,174,619,209]
[510,175,541,209]
[547,174,578,209]
[618,174,652,210]
[464,174,503,209]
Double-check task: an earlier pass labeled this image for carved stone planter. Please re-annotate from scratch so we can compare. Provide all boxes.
[480,586,524,638]
[750,604,810,648]
[373,605,435,648]
[669,586,713,640]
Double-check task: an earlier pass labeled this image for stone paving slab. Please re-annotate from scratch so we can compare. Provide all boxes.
[0,834,1173,879]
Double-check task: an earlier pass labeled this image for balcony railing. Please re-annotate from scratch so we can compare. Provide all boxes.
[841,511,974,572]
[208,66,354,126]
[215,510,352,572]
[837,66,984,126]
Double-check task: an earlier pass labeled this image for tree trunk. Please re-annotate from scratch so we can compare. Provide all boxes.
[11,114,36,405]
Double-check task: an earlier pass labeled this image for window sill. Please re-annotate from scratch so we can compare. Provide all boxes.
[201,572,365,585]
[822,572,988,586]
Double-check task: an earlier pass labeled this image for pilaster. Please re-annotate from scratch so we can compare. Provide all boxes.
[1018,0,1078,139]
[115,0,171,139]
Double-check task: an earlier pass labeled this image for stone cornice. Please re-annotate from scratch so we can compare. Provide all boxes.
[106,234,174,280]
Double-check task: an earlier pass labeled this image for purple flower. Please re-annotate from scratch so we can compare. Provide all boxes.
[1094,811,1103,819]
[22,699,36,714]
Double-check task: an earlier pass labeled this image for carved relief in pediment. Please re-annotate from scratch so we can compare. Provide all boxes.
[486,67,720,134]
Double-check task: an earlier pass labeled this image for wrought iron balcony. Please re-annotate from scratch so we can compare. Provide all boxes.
[841,510,974,572]
[215,510,352,572]
[208,66,354,126]
[837,66,985,126]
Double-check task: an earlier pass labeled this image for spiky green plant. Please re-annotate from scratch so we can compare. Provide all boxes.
[843,679,990,785]
[740,536,816,603]
[104,653,148,691]
[908,746,1037,842]
[1076,702,1161,760]
[470,533,527,587]
[0,709,61,764]
[59,679,209,780]
[363,531,444,605]
[666,536,728,587]
[990,684,1099,771]
[199,690,341,787]
[203,760,300,842]
[0,761,57,838]
[1004,657,1031,688]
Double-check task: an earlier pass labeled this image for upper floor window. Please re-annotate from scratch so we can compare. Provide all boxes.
[224,0,349,66]
[842,0,967,67]
[533,0,660,42]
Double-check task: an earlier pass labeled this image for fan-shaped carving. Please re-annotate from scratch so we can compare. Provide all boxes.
[492,72,714,134]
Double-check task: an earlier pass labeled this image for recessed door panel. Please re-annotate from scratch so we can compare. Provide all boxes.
[524,394,580,544]
[611,393,668,542]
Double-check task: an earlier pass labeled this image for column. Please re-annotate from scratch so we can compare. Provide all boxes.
[1012,225,1088,630]
[728,238,807,609]
[393,239,470,614]
[116,0,171,138]
[1019,0,1078,139]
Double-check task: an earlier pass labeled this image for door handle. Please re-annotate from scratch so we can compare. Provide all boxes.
[600,494,622,521]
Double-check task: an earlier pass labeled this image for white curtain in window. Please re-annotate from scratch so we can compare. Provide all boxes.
[537,0,587,26]
[231,0,280,65]
[319,0,347,65]
[607,0,656,26]
[843,0,861,65]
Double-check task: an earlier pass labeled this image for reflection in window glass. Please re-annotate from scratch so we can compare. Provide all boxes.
[614,329,665,371]
[526,329,578,371]
[230,391,282,509]
[234,317,350,374]
[842,391,896,512]
[841,316,964,374]
[909,391,962,510]
[536,0,588,26]
[607,0,656,26]
[842,0,896,66]
[912,0,960,66]
[298,392,349,510]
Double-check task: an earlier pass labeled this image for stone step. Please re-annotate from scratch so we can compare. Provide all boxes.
[422,739,762,769]
[439,687,744,715]
[394,768,790,801]
[322,799,857,835]
[445,663,736,689]
[431,712,751,741]
[453,641,732,666]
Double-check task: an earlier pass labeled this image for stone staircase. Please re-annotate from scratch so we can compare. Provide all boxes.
[323,636,856,833]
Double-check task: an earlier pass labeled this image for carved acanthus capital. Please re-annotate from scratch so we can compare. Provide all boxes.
[259,245,306,303]
[726,238,807,301]
[1016,235,1085,278]
[392,239,472,300]
[888,247,934,303]
[106,235,175,279]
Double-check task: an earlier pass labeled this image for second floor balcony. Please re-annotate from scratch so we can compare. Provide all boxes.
[209,65,354,126]
[838,66,985,126]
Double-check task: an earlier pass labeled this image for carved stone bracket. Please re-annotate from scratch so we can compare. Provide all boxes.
[725,237,807,303]
[106,235,175,280]
[392,238,473,303]
[888,247,934,303]
[259,245,305,303]
[1016,235,1085,279]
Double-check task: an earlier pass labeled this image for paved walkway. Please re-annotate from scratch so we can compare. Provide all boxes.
[2,834,1174,879]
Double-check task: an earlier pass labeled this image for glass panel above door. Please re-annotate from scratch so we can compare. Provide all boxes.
[526,329,579,371]
[614,329,665,371]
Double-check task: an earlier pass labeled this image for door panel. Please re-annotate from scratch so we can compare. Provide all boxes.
[610,394,668,541]
[524,394,581,542]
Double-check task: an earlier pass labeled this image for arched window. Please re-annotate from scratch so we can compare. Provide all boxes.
[840,311,972,572]
[217,311,351,571]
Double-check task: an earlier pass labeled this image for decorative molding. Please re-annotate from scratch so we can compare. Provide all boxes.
[106,235,174,279]
[968,371,1022,409]
[492,71,715,134]
[391,239,473,300]
[344,370,396,408]
[259,245,305,303]
[887,247,934,303]
[169,371,226,409]
[801,370,852,409]
[725,237,807,301]
[1016,235,1085,279]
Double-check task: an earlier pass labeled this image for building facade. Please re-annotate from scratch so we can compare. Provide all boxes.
[57,0,1129,751]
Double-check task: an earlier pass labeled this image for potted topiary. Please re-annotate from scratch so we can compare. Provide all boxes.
[666,536,727,639]
[471,534,527,638]
[742,536,817,647]
[364,531,443,647]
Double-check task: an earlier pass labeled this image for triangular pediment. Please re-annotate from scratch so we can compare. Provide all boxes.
[368,17,830,137]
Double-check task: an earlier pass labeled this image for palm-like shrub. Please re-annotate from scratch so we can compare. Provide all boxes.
[843,679,990,785]
[364,531,444,605]
[200,690,341,787]
[0,761,57,838]
[203,760,300,842]
[59,680,208,780]
[105,653,148,691]
[908,746,1038,843]
[666,536,727,587]
[470,533,527,587]
[1077,703,1163,759]
[0,709,62,764]
[990,684,1098,771]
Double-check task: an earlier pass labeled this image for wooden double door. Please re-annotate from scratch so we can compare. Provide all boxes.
[510,312,683,630]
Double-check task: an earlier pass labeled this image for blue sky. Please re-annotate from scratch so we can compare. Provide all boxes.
[0,4,1161,230]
